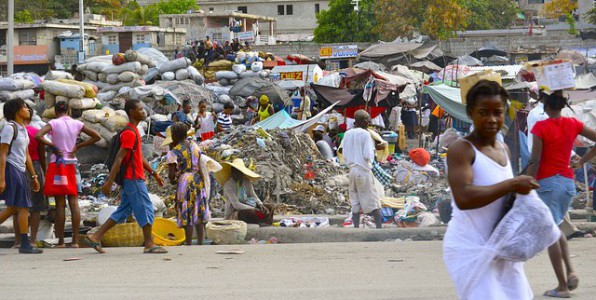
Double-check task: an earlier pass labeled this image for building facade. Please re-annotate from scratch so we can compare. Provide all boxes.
[97,26,187,55]
[195,0,329,41]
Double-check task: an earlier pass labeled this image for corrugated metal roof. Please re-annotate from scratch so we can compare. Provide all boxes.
[467,65,524,80]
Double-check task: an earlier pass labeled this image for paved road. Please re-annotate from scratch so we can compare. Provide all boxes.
[1,239,595,299]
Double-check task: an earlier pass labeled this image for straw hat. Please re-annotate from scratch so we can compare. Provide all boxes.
[214,158,261,185]
[160,126,195,148]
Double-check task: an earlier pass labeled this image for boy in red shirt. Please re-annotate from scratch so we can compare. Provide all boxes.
[84,100,167,254]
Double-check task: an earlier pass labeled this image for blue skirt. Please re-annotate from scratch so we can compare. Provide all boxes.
[537,175,575,225]
[1,162,32,208]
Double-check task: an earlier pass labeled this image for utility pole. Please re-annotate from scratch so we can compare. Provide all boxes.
[351,0,360,43]
[7,0,14,75]
[78,0,85,64]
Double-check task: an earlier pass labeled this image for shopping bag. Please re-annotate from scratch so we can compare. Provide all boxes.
[43,163,78,196]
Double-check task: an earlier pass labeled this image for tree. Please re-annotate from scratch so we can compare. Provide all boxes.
[157,0,198,14]
[122,1,160,25]
[464,0,519,30]
[586,7,596,25]
[374,0,469,40]
[314,0,378,43]
[89,0,125,20]
[15,10,34,24]
[542,0,577,19]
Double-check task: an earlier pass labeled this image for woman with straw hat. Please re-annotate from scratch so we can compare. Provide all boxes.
[164,123,221,245]
[214,158,274,225]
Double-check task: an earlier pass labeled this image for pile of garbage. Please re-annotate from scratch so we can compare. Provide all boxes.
[158,57,203,84]
[203,126,349,215]
[40,79,100,119]
[77,50,152,103]
[0,76,37,102]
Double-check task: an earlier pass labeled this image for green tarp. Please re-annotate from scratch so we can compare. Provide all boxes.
[426,84,472,124]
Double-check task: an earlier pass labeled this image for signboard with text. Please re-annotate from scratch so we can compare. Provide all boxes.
[236,31,255,42]
[5,46,49,65]
[319,45,358,59]
[280,72,303,80]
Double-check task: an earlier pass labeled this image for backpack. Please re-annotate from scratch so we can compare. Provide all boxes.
[105,125,137,186]
[0,122,18,155]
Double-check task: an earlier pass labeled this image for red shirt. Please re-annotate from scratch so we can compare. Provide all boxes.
[120,123,146,181]
[531,117,583,180]
[26,126,40,161]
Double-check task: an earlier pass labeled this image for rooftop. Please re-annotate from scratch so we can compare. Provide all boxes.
[160,11,276,22]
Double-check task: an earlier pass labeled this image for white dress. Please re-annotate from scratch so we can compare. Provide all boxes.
[443,140,533,300]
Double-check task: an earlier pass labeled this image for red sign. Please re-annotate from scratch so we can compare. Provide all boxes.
[280,72,303,80]
[14,45,49,65]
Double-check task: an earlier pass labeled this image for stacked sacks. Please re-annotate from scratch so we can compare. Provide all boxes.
[77,50,152,104]
[203,60,233,82]
[0,77,36,102]
[215,62,269,87]
[158,57,203,84]
[40,80,100,119]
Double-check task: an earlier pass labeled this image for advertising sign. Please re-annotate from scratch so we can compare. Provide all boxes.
[280,72,303,80]
[14,46,49,65]
[319,45,358,59]
[237,31,255,42]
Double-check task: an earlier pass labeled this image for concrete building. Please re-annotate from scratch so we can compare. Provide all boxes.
[97,26,187,54]
[519,0,595,25]
[195,0,329,41]
[159,11,276,45]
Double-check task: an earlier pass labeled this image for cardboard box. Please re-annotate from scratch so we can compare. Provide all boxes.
[527,60,575,91]
[459,70,502,104]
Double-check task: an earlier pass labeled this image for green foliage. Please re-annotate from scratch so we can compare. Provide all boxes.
[586,7,596,25]
[464,0,519,30]
[156,0,198,14]
[314,0,378,43]
[15,10,34,24]
[566,13,577,35]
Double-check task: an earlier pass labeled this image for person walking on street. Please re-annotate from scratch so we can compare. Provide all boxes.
[36,101,101,248]
[341,110,383,228]
[527,90,596,298]
[444,80,539,299]
[0,99,43,254]
[84,100,168,254]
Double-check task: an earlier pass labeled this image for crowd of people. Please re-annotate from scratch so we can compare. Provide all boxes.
[175,37,252,66]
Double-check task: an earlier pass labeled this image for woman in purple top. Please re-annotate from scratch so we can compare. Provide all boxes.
[36,101,100,248]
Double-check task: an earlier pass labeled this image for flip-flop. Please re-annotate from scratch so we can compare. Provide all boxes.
[83,236,105,254]
[543,289,571,298]
[568,275,579,291]
[143,245,168,254]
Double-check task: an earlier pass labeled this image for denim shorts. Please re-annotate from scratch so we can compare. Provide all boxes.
[537,175,575,225]
[109,180,154,228]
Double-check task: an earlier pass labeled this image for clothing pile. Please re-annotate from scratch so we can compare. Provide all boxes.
[204,126,349,216]
[40,80,100,119]
[76,50,154,103]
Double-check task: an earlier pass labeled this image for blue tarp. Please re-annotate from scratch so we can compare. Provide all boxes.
[426,84,472,124]
[251,110,302,130]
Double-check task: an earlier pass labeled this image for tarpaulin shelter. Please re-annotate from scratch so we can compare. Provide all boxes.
[229,77,291,107]
[252,101,339,131]
[310,84,394,119]
[409,60,442,73]
[354,61,387,72]
[470,44,508,59]
[425,84,471,123]
[450,55,483,66]
[358,42,443,66]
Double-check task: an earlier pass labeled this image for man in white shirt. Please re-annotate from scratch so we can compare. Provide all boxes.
[341,110,383,228]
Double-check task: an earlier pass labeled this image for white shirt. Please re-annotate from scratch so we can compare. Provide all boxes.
[196,111,215,134]
[342,127,375,171]
[526,102,547,153]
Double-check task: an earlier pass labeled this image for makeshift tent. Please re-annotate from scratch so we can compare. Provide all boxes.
[574,73,596,90]
[425,84,471,123]
[253,101,339,131]
[470,45,508,59]
[450,55,483,66]
[229,77,291,107]
[409,60,442,73]
[556,50,588,66]
[358,42,443,67]
[354,61,387,72]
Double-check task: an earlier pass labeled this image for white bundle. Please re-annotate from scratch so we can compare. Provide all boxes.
[82,109,111,123]
[158,58,190,74]
[84,62,109,73]
[82,71,98,82]
[239,71,260,78]
[101,114,128,131]
[251,61,263,72]
[44,93,56,107]
[219,79,230,86]
[232,64,247,75]
[45,70,74,81]
[140,65,149,76]
[0,90,35,102]
[187,66,201,80]
[0,79,35,91]
[69,98,99,110]
[118,71,139,82]
[97,73,108,82]
[175,69,189,81]
[41,81,85,99]
[150,114,169,122]
[162,72,175,81]
[215,71,238,80]
[103,62,142,74]
[55,95,69,104]
[99,80,143,93]
[114,110,129,120]
[106,74,120,84]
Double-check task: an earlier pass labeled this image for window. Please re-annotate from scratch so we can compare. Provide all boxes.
[18,30,36,46]
[286,5,293,15]
[108,35,118,45]
[135,34,147,44]
[185,18,190,25]
[175,18,180,25]
[278,5,285,15]
[237,6,247,14]
[315,4,320,14]
[209,7,214,12]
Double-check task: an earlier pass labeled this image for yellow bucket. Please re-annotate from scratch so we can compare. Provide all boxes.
[152,218,186,246]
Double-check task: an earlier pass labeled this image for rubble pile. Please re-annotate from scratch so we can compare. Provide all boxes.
[205,126,349,215]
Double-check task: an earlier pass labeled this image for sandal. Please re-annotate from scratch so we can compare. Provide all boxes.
[143,245,168,254]
[568,275,579,291]
[83,236,105,254]
[544,289,571,298]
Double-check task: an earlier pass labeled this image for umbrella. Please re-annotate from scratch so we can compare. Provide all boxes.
[229,77,291,106]
[409,60,442,73]
[556,50,588,66]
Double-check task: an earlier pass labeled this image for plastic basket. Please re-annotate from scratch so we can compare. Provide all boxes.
[152,218,186,246]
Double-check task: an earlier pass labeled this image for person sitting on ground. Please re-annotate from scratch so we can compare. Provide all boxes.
[217,102,234,133]
[341,110,383,229]
[12,105,47,248]
[313,127,334,160]
[252,95,275,124]
[216,159,274,225]
[194,100,217,141]
[313,125,335,152]
[85,99,167,254]
[0,99,43,254]
[165,123,222,245]
[36,101,101,248]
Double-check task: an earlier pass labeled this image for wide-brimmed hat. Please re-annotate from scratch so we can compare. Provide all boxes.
[214,158,261,185]
[160,126,195,148]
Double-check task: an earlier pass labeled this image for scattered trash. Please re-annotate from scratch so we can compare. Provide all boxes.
[216,250,245,255]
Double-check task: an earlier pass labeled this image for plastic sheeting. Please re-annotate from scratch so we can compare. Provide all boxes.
[425,84,472,124]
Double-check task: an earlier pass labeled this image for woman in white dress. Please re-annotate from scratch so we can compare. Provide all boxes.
[444,80,540,299]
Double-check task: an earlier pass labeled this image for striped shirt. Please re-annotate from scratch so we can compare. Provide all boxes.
[217,113,233,131]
